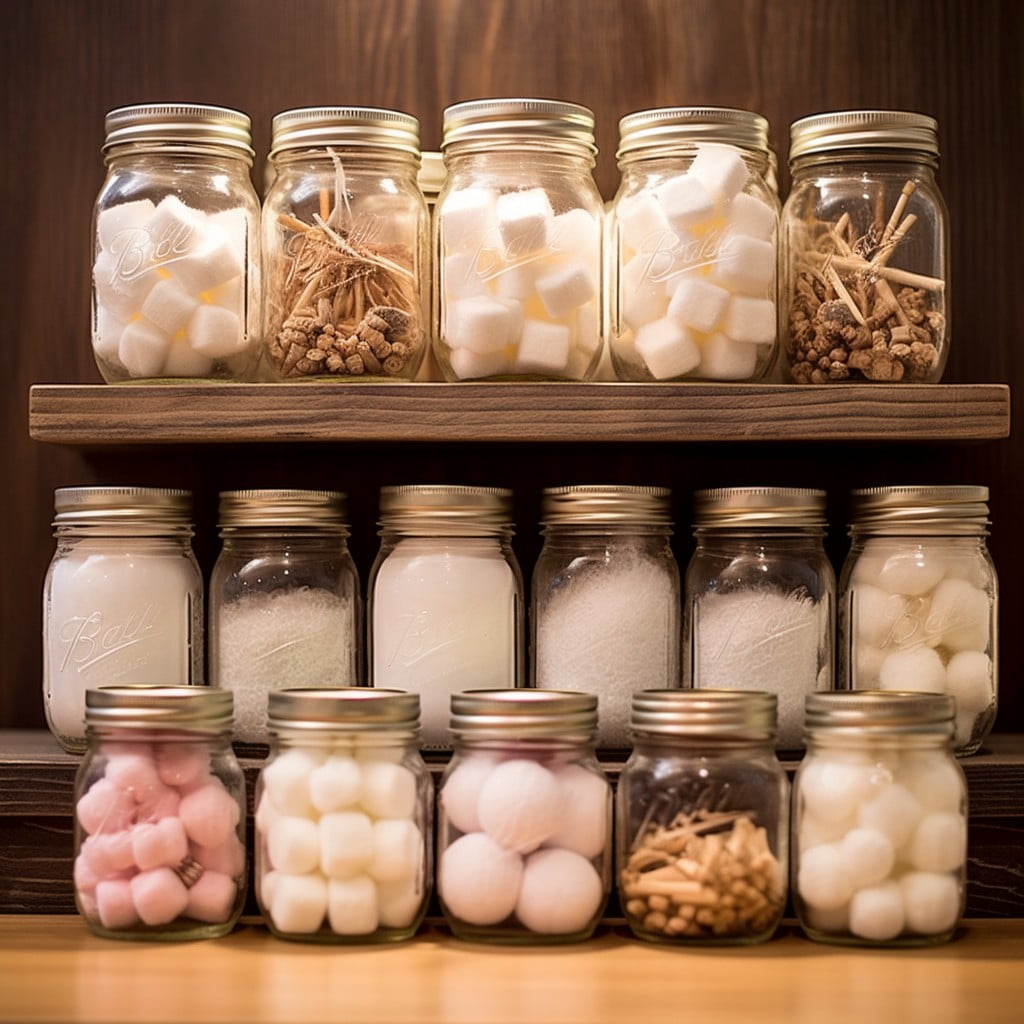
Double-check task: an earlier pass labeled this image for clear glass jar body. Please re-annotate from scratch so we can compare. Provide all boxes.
[92,150,261,383]
[684,529,835,751]
[782,152,949,383]
[434,150,604,381]
[617,735,788,944]
[209,531,362,746]
[44,529,204,753]
[609,147,778,381]
[437,737,611,943]
[73,725,246,940]
[532,525,681,750]
[793,730,966,946]
[262,148,428,380]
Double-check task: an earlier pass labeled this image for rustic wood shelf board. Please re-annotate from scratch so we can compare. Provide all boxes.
[29,382,1010,445]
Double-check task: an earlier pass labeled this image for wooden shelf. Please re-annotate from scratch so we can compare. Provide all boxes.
[28,381,1011,445]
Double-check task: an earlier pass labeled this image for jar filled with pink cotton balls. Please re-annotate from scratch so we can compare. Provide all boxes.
[437,689,611,944]
[72,685,246,941]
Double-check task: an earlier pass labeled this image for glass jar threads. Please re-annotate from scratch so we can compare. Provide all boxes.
[781,110,949,384]
[793,691,966,946]
[209,489,361,747]
[262,107,429,381]
[437,690,611,943]
[435,98,604,381]
[368,485,524,750]
[255,688,432,943]
[91,103,261,383]
[43,487,204,754]
[609,107,778,382]
[531,485,680,750]
[839,485,997,756]
[684,487,834,751]
[73,686,246,941]
[617,690,788,944]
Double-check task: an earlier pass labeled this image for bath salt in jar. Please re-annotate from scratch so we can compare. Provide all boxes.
[435,98,604,381]
[617,690,789,944]
[839,485,997,755]
[91,103,261,382]
[73,685,246,941]
[684,487,835,751]
[209,490,361,748]
[437,689,611,943]
[43,487,204,754]
[531,485,681,750]
[255,688,432,943]
[609,107,779,381]
[794,691,966,946]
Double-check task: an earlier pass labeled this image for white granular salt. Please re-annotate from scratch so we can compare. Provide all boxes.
[216,587,356,743]
[536,552,679,749]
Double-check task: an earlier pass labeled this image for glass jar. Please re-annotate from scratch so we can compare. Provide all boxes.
[262,106,428,381]
[793,691,966,946]
[609,107,778,382]
[255,688,431,943]
[617,690,788,944]
[684,487,834,751]
[73,685,246,941]
[91,103,261,383]
[43,487,204,754]
[437,689,611,943]
[531,485,680,751]
[434,98,604,381]
[415,151,446,381]
[781,110,949,384]
[209,489,362,748]
[839,485,997,756]
[368,485,524,751]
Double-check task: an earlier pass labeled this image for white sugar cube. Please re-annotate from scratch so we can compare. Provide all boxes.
[207,275,243,315]
[712,235,775,295]
[536,261,596,318]
[162,338,214,378]
[667,277,730,333]
[721,296,776,345]
[187,304,243,358]
[446,295,518,353]
[496,188,554,257]
[617,192,672,253]
[513,319,572,376]
[550,207,601,257]
[93,306,126,363]
[171,233,245,295]
[448,345,512,380]
[320,811,374,879]
[118,319,171,378]
[491,258,543,302]
[93,249,156,323]
[696,332,759,380]
[657,174,714,230]
[145,195,203,257]
[441,187,498,253]
[443,252,488,300]
[621,254,669,330]
[690,143,749,203]
[141,276,200,335]
[327,875,378,936]
[97,199,156,252]
[727,192,776,241]
[634,317,700,379]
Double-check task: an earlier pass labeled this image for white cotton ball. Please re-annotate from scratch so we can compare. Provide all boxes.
[543,765,609,860]
[857,784,924,848]
[439,832,523,926]
[262,749,322,816]
[908,812,966,873]
[927,578,990,652]
[877,646,946,694]
[377,875,424,930]
[838,828,896,888]
[849,882,905,942]
[368,820,423,884]
[441,755,498,835]
[853,584,909,648]
[319,811,374,879]
[799,812,856,851]
[945,651,993,714]
[803,900,850,935]
[900,872,961,936]
[270,872,327,934]
[797,843,854,911]
[799,756,875,824]
[515,848,604,935]
[901,754,963,814]
[327,875,379,936]
[876,550,947,597]
[359,761,417,820]
[309,756,362,814]
[477,759,564,853]
[267,816,321,874]
[854,644,888,687]
[850,546,889,586]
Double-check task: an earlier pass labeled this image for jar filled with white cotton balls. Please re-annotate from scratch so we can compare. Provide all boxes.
[531,485,680,750]
[434,98,605,381]
[91,104,261,383]
[609,107,779,382]
[437,690,611,943]
[208,490,361,748]
[794,691,967,946]
[617,690,789,944]
[254,688,432,943]
[684,487,835,751]
[839,485,997,755]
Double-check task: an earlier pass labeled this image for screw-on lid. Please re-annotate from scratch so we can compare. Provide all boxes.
[378,485,513,531]
[54,487,193,527]
[85,685,233,732]
[630,689,777,740]
[102,104,254,162]
[442,98,597,157]
[218,489,348,529]
[617,106,770,162]
[541,485,672,526]
[693,487,827,528]
[789,110,939,163]
[269,107,420,159]
[849,485,989,535]
[804,691,954,737]
[449,689,598,742]
[267,687,420,733]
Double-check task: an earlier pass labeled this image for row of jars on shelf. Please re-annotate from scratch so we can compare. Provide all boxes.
[44,483,998,760]
[91,100,948,387]
[73,684,968,948]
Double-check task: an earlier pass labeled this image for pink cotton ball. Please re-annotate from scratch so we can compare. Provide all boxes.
[185,870,238,924]
[135,783,181,824]
[477,759,564,853]
[131,817,189,872]
[105,751,164,804]
[154,744,211,788]
[178,781,241,848]
[76,777,137,835]
[441,754,498,835]
[130,867,190,926]
[80,831,137,877]
[74,853,101,894]
[544,764,609,861]
[76,887,100,923]
[190,834,246,878]
[96,878,139,930]
[440,832,523,926]
[515,848,604,935]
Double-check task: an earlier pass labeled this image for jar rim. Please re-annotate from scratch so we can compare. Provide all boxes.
[54,486,193,527]
[541,485,672,526]
[630,689,778,740]
[616,106,770,162]
[218,489,348,528]
[692,487,827,528]
[848,484,990,535]
[267,687,420,733]
[442,97,597,158]
[450,689,597,741]
[803,690,954,736]
[789,110,938,164]
[102,103,254,163]
[85,685,232,731]
[269,106,420,159]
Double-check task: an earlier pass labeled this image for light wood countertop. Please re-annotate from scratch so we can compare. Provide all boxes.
[1,916,1021,1024]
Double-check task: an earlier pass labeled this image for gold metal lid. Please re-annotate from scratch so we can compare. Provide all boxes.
[450,689,598,742]
[54,486,192,526]
[804,691,954,736]
[442,98,597,157]
[617,106,769,162]
[630,689,777,740]
[269,106,420,159]
[541,485,672,526]
[103,104,254,162]
[267,687,420,733]
[85,685,233,731]
[789,110,939,163]
[849,485,989,535]
[218,489,348,529]
[378,485,513,530]
[693,487,827,528]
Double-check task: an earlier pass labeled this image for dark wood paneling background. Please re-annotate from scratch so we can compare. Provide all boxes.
[1,0,1021,732]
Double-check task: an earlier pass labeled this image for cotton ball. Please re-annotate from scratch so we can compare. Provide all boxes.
[268,816,321,874]
[945,650,993,714]
[261,748,322,816]
[876,550,946,597]
[900,872,961,936]
[309,756,362,814]
[359,760,417,820]
[848,882,905,942]
[927,578,990,652]
[853,584,908,647]
[855,644,887,687]
[908,812,966,873]
[514,848,604,935]
[877,647,946,694]
[543,765,609,860]
[901,754,962,813]
[798,812,856,851]
[850,547,889,586]
[857,784,924,848]
[838,828,895,888]
[799,756,874,824]
[803,900,850,935]
[270,873,328,934]
[797,843,854,911]
[439,832,523,926]
[441,755,498,835]
[477,759,564,853]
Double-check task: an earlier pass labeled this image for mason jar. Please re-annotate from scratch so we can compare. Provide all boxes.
[437,689,611,943]
[609,107,778,382]
[73,685,246,941]
[255,688,431,943]
[415,150,446,381]
[209,489,362,748]
[781,110,949,383]
[531,485,680,751]
[368,485,524,751]
[794,691,966,946]
[617,690,788,944]
[684,487,835,751]
[435,98,604,381]
[839,485,997,755]
[91,103,261,382]
[43,487,204,754]
[262,107,429,380]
